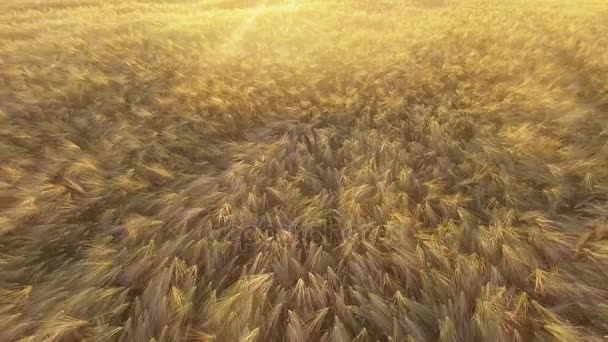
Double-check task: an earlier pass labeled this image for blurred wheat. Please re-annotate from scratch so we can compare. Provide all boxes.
[1,0,607,341]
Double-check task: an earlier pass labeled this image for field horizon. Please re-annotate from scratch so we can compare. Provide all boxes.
[1,0,607,341]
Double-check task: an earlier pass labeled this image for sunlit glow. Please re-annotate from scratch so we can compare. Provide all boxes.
[221,0,269,54]
[2,0,607,341]
[288,0,297,12]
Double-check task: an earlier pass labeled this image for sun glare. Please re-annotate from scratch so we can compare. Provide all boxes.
[221,0,269,54]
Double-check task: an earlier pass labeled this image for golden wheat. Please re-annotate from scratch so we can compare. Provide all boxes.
[1,0,607,341]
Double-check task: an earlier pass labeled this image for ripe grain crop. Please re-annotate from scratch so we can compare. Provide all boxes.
[1,0,607,341]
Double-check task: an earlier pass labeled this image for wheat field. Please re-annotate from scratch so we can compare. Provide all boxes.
[1,0,607,341]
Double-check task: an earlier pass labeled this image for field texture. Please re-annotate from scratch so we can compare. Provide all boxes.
[1,0,608,341]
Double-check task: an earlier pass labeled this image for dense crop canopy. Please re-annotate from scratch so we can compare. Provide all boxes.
[1,0,607,341]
